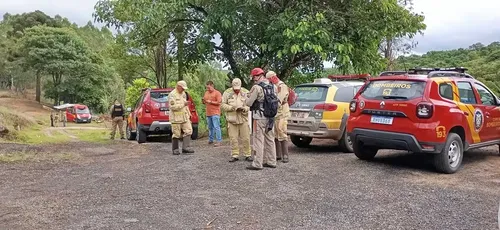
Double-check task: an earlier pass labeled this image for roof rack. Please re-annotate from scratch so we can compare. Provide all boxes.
[437,67,468,73]
[327,74,371,81]
[427,71,474,79]
[379,71,408,76]
[379,67,472,78]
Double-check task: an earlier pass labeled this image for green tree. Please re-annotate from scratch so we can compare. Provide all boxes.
[395,41,500,96]
[3,11,73,102]
[94,0,426,88]
[19,26,96,105]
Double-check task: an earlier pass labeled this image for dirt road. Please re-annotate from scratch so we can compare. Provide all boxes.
[0,139,499,229]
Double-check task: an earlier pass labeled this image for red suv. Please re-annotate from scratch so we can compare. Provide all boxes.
[126,88,199,143]
[347,67,500,173]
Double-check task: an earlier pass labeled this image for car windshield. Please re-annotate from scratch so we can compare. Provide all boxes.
[150,91,169,103]
[333,85,363,102]
[360,80,426,100]
[76,108,90,114]
[294,86,328,102]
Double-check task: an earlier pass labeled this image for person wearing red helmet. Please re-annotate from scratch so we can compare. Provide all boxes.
[245,67,278,170]
[266,71,290,163]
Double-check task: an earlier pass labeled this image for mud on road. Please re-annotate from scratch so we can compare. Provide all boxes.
[0,139,499,229]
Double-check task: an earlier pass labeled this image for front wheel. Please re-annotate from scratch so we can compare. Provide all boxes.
[290,135,312,148]
[126,124,136,140]
[353,141,378,160]
[433,133,463,174]
[338,131,353,153]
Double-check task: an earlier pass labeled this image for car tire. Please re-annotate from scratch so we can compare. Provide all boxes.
[353,141,378,160]
[338,130,353,153]
[433,133,463,174]
[126,124,136,140]
[191,124,198,140]
[290,135,312,148]
[136,121,147,144]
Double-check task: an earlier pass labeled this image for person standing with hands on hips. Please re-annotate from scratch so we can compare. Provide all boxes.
[169,80,194,155]
[202,81,223,147]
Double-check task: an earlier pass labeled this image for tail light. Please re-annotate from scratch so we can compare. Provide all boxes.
[349,100,357,112]
[309,103,337,119]
[416,102,433,118]
[144,102,151,113]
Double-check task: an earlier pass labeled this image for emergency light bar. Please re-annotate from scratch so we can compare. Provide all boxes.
[327,74,370,81]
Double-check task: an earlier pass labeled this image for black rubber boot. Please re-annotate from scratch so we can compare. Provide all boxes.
[172,138,180,155]
[275,139,282,161]
[281,141,289,163]
[182,135,194,154]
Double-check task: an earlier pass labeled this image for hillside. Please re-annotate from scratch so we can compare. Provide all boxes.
[0,90,109,143]
[395,42,500,95]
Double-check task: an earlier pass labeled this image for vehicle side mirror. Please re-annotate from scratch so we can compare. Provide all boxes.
[126,107,132,112]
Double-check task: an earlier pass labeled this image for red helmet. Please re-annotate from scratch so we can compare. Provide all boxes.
[250,68,265,77]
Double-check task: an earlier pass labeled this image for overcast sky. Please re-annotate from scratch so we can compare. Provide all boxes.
[1,0,499,55]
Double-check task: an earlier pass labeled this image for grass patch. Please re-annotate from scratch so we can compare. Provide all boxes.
[68,129,111,143]
[17,125,72,144]
[0,151,79,163]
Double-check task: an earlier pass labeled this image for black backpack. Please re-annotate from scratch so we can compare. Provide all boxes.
[257,82,279,118]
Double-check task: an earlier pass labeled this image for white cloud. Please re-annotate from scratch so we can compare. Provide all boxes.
[412,0,500,52]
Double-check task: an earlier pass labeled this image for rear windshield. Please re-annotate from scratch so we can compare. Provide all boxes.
[294,86,328,102]
[150,91,169,102]
[360,80,426,100]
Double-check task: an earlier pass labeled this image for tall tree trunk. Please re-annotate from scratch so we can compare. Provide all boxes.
[52,73,62,106]
[35,70,41,103]
[220,33,242,84]
[385,37,394,71]
[175,28,185,81]
[154,41,167,88]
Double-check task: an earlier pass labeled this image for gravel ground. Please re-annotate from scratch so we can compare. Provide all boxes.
[0,139,499,230]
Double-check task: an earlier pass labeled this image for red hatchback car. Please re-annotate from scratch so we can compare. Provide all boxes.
[347,67,500,173]
[126,88,199,143]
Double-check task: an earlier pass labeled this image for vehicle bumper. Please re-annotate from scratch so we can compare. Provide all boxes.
[287,118,342,139]
[141,121,172,133]
[349,128,444,154]
[75,118,91,123]
[140,121,198,134]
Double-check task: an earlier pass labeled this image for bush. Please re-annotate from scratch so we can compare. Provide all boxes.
[125,78,153,109]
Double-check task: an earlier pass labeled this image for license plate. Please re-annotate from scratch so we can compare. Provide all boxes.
[292,112,308,118]
[370,115,393,125]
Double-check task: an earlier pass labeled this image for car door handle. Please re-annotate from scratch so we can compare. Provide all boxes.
[463,111,469,116]
[485,112,490,118]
